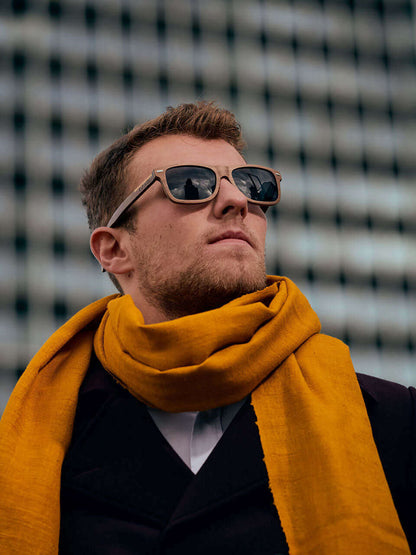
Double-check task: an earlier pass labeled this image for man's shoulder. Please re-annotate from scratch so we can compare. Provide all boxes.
[357,373,416,552]
[357,371,415,399]
[356,372,415,485]
[356,372,416,418]
[356,372,415,436]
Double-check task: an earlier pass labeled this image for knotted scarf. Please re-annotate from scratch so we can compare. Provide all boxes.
[0,276,410,554]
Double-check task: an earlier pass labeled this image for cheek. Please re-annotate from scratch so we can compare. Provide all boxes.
[150,221,193,256]
[251,212,267,244]
[257,214,267,234]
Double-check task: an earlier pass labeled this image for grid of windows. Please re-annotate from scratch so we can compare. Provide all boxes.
[0,0,415,409]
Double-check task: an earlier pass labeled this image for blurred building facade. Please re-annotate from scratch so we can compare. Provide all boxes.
[0,0,415,409]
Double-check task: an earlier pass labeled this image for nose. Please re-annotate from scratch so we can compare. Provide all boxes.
[212,177,248,219]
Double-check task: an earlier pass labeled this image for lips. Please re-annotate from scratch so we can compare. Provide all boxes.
[208,230,253,247]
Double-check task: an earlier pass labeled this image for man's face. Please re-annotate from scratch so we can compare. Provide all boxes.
[122,134,268,321]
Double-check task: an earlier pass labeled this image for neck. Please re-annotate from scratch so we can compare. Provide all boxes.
[127,291,172,324]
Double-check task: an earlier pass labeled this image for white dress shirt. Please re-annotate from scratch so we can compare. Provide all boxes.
[147,399,246,473]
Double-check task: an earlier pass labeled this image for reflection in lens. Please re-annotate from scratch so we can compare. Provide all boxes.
[184,178,199,200]
[232,168,278,202]
[166,166,216,200]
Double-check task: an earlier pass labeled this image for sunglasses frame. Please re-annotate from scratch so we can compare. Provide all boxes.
[106,164,282,228]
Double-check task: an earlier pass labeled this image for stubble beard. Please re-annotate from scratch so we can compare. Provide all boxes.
[133,245,268,320]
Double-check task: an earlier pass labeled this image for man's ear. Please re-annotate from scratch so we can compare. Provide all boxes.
[90,227,133,275]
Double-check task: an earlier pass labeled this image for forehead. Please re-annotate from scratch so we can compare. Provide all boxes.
[128,134,246,182]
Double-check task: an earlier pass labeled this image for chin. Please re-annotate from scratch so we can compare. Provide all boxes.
[211,258,267,291]
[190,262,268,307]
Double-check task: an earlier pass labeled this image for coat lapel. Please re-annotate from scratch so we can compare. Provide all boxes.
[61,368,194,527]
[61,356,287,552]
[62,360,272,526]
[168,399,270,522]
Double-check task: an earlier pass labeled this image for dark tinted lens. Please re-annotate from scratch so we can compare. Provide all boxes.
[165,166,216,200]
[232,167,278,202]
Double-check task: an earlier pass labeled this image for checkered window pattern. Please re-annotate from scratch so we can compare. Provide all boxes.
[0,0,415,410]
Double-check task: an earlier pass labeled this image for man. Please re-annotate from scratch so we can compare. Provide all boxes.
[0,102,414,554]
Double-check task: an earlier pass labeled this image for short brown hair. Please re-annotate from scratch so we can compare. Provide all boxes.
[80,101,246,232]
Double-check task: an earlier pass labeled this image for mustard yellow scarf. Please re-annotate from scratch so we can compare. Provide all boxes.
[0,277,409,553]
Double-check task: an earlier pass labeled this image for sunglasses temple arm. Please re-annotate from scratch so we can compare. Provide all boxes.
[100,174,157,272]
[106,174,157,228]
